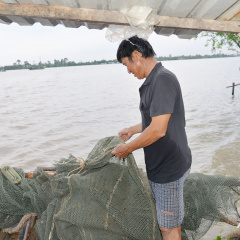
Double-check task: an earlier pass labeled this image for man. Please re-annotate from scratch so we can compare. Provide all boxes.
[112,36,192,240]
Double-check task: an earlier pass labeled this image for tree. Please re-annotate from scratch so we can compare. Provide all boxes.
[54,59,60,67]
[196,32,240,53]
[24,61,30,68]
[16,59,21,65]
[46,61,52,67]
[63,58,68,65]
[38,61,44,67]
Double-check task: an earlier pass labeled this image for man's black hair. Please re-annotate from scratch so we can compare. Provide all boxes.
[117,36,156,63]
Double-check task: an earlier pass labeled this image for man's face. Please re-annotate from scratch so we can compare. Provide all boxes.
[121,52,145,79]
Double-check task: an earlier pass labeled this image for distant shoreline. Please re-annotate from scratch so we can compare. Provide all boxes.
[1,54,239,71]
[156,53,239,61]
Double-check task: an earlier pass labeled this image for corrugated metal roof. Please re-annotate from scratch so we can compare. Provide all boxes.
[0,0,240,39]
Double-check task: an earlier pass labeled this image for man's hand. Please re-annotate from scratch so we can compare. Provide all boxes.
[112,143,131,159]
[118,128,133,142]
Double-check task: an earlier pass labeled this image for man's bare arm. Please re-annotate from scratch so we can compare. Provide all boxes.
[112,114,171,158]
[118,123,142,142]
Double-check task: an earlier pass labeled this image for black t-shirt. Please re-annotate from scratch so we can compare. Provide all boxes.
[139,62,192,183]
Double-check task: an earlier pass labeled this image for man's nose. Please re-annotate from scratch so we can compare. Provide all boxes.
[127,69,131,74]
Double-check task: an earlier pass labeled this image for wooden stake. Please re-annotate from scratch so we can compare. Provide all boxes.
[226,82,240,96]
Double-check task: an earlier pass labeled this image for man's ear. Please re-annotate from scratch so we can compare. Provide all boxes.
[131,51,142,61]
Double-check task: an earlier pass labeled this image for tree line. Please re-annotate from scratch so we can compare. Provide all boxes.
[156,53,238,61]
[1,58,118,71]
[0,54,238,71]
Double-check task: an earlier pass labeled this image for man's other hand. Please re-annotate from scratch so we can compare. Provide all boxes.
[118,128,133,142]
[112,143,131,159]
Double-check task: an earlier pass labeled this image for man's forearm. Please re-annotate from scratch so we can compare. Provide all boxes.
[126,114,171,153]
[129,123,142,135]
[127,125,164,153]
[113,115,170,159]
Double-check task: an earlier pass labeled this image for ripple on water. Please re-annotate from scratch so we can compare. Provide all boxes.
[0,59,240,174]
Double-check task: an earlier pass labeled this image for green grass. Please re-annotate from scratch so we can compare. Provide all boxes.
[213,236,231,240]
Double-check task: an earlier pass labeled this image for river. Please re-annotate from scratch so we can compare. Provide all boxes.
[1,57,240,177]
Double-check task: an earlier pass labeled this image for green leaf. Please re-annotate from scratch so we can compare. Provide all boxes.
[195,32,240,53]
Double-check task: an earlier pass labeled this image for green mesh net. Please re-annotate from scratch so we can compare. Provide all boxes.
[0,136,240,240]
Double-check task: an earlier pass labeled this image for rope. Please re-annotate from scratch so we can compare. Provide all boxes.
[3,213,37,234]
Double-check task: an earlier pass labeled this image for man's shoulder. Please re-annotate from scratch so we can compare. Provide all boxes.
[156,65,176,79]
[152,66,179,86]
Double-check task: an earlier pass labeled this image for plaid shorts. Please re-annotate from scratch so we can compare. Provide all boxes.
[149,168,190,229]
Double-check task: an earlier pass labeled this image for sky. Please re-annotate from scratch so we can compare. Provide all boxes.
[0,22,233,66]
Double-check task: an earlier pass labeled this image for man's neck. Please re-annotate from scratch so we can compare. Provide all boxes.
[143,58,158,78]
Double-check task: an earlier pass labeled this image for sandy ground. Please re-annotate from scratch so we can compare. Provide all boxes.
[201,223,240,240]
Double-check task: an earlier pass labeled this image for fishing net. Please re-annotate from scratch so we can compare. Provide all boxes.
[0,136,240,240]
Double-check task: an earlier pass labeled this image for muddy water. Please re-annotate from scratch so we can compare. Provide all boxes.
[0,57,240,177]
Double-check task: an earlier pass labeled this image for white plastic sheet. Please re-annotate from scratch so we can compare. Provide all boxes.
[105,6,156,42]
